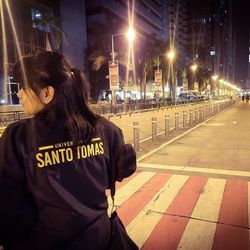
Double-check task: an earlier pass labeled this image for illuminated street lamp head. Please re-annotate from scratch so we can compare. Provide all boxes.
[190,64,198,72]
[126,27,135,42]
[212,75,218,81]
[167,50,175,60]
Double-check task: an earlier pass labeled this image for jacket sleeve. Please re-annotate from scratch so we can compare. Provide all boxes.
[111,127,137,182]
[0,126,37,242]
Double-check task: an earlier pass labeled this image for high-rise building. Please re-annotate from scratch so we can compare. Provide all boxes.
[0,0,88,104]
[247,36,250,88]
[186,0,234,82]
[86,0,168,42]
[168,0,188,63]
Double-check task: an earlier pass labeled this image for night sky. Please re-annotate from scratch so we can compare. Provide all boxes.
[233,0,250,86]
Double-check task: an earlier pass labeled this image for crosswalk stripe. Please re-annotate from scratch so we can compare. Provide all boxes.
[126,175,189,248]
[138,162,250,178]
[177,178,226,250]
[114,171,156,207]
[107,171,155,215]
[117,173,172,226]
[212,179,249,250]
[142,176,208,250]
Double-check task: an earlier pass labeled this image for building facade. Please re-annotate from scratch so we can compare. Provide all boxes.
[0,0,88,104]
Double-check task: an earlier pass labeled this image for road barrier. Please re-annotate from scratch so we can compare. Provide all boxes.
[165,114,170,136]
[133,121,140,151]
[151,117,157,143]
[189,109,193,125]
[175,112,179,131]
[183,111,187,128]
[195,108,198,123]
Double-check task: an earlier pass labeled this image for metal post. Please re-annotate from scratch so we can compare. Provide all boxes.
[194,108,198,123]
[165,114,170,136]
[203,106,206,118]
[189,109,193,125]
[152,117,157,143]
[175,112,179,131]
[111,34,115,61]
[199,107,202,121]
[133,121,140,152]
[183,111,187,128]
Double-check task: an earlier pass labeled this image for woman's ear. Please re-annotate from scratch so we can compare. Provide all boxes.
[40,86,55,104]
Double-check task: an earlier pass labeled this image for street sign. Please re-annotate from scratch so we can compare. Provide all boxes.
[183,78,188,91]
[154,69,162,89]
[108,60,119,90]
[194,82,199,92]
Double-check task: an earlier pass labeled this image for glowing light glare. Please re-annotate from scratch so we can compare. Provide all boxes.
[212,75,218,81]
[126,27,135,42]
[219,79,224,83]
[190,64,198,72]
[167,50,175,60]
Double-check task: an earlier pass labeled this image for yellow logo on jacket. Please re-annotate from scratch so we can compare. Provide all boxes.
[35,138,104,168]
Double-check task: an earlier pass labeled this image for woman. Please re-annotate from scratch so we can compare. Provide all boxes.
[0,51,136,249]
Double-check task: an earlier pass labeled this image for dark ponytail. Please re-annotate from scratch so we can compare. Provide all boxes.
[60,67,97,142]
[13,51,97,142]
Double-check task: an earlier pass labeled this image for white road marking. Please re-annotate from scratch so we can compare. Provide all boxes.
[138,162,250,178]
[107,171,156,215]
[127,175,189,248]
[177,178,226,250]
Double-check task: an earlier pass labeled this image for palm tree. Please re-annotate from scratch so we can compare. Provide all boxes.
[86,21,130,101]
[135,34,168,101]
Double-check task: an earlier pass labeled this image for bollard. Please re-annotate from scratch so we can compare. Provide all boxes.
[199,107,203,121]
[133,121,140,152]
[14,111,20,121]
[194,108,198,123]
[203,106,206,118]
[175,112,179,131]
[183,111,187,128]
[165,114,170,136]
[189,109,193,125]
[152,117,157,143]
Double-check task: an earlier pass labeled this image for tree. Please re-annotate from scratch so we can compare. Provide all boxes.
[86,21,131,101]
[135,34,167,101]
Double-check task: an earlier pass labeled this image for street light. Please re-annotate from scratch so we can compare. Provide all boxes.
[126,27,135,42]
[190,63,198,72]
[110,27,135,105]
[190,63,198,93]
[167,50,175,60]
[212,75,218,81]
[166,50,176,101]
[111,27,135,61]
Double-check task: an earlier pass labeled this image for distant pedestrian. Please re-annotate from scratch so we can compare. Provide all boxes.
[246,93,249,103]
[242,94,245,102]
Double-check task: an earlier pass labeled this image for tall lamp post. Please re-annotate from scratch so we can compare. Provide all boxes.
[190,63,198,92]
[167,50,175,101]
[110,28,135,105]
[212,74,218,97]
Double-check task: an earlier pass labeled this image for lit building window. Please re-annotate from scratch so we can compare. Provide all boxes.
[210,50,216,56]
[31,8,50,32]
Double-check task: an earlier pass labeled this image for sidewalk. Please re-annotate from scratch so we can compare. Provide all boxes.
[113,100,250,249]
